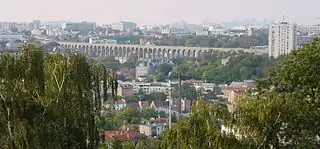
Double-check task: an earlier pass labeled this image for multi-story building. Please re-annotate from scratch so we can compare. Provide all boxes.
[248,27,268,36]
[132,82,170,95]
[297,25,320,35]
[117,84,134,97]
[89,37,117,44]
[0,22,18,32]
[111,21,137,32]
[32,20,41,30]
[139,118,168,137]
[135,61,155,81]
[268,20,297,58]
[0,34,23,41]
[227,80,255,104]
[103,130,144,148]
[297,34,319,48]
[6,39,24,50]
[62,21,96,33]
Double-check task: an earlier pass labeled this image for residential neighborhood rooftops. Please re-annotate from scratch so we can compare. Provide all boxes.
[104,130,145,143]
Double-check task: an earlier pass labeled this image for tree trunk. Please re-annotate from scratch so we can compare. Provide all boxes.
[7,107,15,149]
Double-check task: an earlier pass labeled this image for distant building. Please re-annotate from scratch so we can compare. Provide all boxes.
[196,30,209,36]
[268,20,297,58]
[62,21,96,33]
[297,25,320,35]
[150,100,168,112]
[172,99,192,113]
[132,82,171,100]
[89,37,117,44]
[0,35,23,41]
[138,100,151,110]
[117,84,134,97]
[227,80,255,104]
[297,35,319,48]
[111,21,137,32]
[248,27,268,36]
[103,130,144,147]
[31,29,42,36]
[32,20,41,30]
[135,61,155,81]
[113,99,127,110]
[103,99,127,110]
[6,39,24,50]
[139,118,168,137]
[227,88,247,104]
[0,22,17,32]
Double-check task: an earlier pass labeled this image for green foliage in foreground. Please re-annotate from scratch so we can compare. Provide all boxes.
[158,39,320,149]
[100,107,159,130]
[0,45,117,149]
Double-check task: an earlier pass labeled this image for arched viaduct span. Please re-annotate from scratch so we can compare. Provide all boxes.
[57,42,265,58]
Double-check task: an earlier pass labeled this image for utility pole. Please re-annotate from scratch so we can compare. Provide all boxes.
[168,80,172,129]
[178,72,182,120]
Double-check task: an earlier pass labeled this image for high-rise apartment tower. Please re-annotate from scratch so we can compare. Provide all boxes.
[268,20,297,58]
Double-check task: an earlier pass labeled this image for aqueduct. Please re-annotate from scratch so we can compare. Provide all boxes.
[57,42,266,59]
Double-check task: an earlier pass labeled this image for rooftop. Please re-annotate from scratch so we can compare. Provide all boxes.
[104,130,144,143]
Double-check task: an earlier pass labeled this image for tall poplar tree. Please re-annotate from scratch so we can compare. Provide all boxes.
[0,44,117,149]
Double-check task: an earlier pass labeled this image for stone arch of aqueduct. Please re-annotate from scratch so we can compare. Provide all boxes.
[58,42,265,59]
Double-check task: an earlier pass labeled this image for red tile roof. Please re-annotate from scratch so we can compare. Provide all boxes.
[229,87,247,93]
[104,130,144,143]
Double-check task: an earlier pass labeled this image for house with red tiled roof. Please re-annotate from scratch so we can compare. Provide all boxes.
[138,100,151,110]
[149,100,168,111]
[103,130,145,147]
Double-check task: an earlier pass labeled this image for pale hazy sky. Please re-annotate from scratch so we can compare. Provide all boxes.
[1,0,319,25]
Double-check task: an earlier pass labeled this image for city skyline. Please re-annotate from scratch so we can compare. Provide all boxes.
[0,0,320,25]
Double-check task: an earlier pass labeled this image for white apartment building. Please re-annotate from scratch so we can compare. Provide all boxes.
[111,21,137,32]
[268,20,297,58]
[132,82,170,95]
[0,22,18,32]
[62,21,96,32]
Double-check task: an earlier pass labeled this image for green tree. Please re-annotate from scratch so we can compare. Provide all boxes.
[122,141,135,149]
[141,109,158,119]
[160,101,246,149]
[151,70,166,82]
[141,92,167,101]
[97,56,120,71]
[203,90,217,100]
[121,55,138,69]
[111,140,123,149]
[156,63,173,76]
[172,83,197,100]
[0,44,117,149]
[114,107,141,124]
[160,39,320,148]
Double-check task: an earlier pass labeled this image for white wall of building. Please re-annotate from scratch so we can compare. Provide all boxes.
[268,20,297,58]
